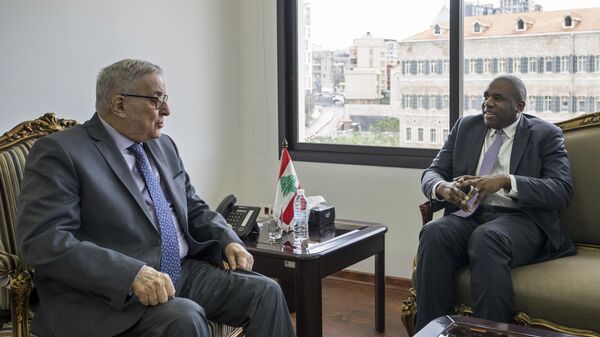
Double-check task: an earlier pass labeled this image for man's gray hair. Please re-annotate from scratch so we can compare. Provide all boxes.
[96,59,163,112]
[494,75,527,101]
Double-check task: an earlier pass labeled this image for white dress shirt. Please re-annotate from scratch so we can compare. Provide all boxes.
[432,115,521,208]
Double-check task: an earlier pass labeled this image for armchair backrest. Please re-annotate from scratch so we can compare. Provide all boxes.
[0,113,77,311]
[556,112,600,247]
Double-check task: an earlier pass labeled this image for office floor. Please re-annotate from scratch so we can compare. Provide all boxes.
[289,276,411,337]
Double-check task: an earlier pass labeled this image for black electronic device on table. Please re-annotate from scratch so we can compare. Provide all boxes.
[215,194,260,239]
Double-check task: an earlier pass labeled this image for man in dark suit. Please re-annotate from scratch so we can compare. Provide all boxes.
[16,59,296,337]
[416,75,576,330]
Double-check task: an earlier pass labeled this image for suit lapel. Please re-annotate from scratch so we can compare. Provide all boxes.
[146,141,188,231]
[510,115,532,174]
[467,121,488,175]
[84,114,156,227]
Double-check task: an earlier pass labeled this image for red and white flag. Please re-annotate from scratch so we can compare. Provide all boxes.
[274,147,301,226]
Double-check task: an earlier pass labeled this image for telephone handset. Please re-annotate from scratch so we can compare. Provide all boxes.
[215,194,260,239]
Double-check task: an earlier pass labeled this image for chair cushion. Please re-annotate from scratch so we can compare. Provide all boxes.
[0,140,35,312]
[454,246,600,332]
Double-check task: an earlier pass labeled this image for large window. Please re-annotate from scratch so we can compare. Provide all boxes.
[279,0,600,168]
[577,55,587,72]
[498,58,506,73]
[512,57,521,73]
[544,56,554,73]
[561,56,570,72]
[528,57,538,73]
[430,128,437,143]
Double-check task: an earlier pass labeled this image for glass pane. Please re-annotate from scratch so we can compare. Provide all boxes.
[463,0,600,123]
[297,0,449,149]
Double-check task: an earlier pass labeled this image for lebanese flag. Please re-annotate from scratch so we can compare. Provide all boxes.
[274,147,301,226]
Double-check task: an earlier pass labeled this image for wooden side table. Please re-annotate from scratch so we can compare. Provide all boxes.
[243,219,387,337]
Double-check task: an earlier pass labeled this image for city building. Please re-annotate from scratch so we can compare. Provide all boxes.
[301,2,312,94]
[465,2,501,16]
[500,0,543,14]
[312,47,335,94]
[345,32,387,103]
[391,7,600,148]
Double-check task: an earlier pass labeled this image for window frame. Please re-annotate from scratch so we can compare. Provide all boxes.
[498,57,506,73]
[577,55,587,72]
[277,0,463,169]
[417,127,425,143]
[430,128,437,143]
[528,57,537,72]
[513,57,521,73]
[561,55,570,72]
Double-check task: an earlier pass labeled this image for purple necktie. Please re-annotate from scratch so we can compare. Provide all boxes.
[454,129,504,217]
[129,143,181,284]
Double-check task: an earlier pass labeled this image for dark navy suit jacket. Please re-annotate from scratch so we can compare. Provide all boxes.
[421,113,576,259]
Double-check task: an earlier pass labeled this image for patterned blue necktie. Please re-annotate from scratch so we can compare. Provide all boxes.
[454,129,504,218]
[128,143,181,284]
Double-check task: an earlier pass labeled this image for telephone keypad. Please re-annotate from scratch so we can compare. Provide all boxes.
[229,209,248,228]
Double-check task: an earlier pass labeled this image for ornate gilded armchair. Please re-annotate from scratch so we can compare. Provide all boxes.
[402,112,600,337]
[0,113,243,337]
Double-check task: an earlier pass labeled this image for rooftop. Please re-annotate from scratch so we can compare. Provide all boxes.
[404,7,600,41]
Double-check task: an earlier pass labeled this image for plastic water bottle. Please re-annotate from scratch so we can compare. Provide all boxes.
[293,189,309,243]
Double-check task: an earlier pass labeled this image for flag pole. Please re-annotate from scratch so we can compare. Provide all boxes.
[280,139,288,160]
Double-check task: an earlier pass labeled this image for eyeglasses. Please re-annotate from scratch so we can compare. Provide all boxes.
[119,93,169,109]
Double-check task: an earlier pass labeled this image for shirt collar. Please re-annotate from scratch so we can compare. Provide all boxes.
[488,113,521,139]
[98,115,137,152]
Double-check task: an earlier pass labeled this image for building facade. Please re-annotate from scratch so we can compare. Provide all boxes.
[345,32,387,103]
[391,7,600,148]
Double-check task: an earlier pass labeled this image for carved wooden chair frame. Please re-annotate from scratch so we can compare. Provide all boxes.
[0,113,77,336]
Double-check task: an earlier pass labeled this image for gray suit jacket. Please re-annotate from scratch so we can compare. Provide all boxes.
[16,113,242,337]
[421,113,576,259]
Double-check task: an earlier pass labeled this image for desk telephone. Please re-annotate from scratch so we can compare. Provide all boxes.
[216,194,261,238]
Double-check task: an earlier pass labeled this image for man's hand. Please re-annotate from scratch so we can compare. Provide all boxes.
[224,242,254,271]
[131,265,175,306]
[435,181,471,211]
[454,174,511,207]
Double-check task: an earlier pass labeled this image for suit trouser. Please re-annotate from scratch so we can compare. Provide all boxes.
[118,258,296,337]
[414,205,544,331]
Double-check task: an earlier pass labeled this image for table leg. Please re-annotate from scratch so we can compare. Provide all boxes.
[375,248,385,332]
[295,262,322,337]
[278,279,296,312]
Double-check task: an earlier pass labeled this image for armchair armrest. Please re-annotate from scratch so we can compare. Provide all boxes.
[9,271,32,337]
[419,201,445,225]
[1,251,32,337]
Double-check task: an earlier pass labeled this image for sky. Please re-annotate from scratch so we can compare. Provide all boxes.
[307,0,600,50]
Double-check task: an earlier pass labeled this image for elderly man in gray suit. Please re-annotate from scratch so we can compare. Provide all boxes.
[415,75,576,331]
[16,59,295,337]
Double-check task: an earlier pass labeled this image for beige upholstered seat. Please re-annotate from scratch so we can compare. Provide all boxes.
[402,112,600,337]
[0,113,243,337]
